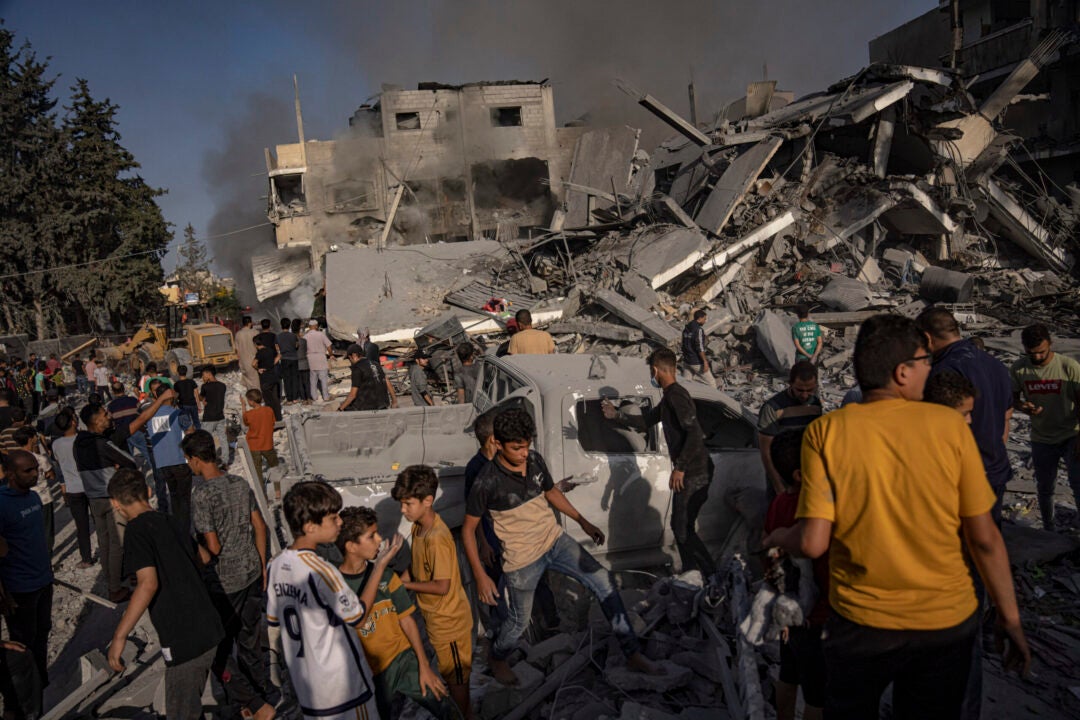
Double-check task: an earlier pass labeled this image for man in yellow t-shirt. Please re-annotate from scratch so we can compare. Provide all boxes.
[507,309,555,355]
[764,314,1029,719]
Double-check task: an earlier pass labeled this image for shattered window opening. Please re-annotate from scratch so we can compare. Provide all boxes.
[271,173,306,209]
[395,112,421,131]
[490,106,523,127]
[576,398,656,454]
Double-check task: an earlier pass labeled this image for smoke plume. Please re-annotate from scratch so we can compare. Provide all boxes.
[203,1,920,306]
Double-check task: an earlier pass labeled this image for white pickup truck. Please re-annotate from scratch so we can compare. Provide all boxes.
[273,353,767,571]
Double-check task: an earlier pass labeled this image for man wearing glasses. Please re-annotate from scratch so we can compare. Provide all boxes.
[1010,323,1080,531]
[763,314,1029,718]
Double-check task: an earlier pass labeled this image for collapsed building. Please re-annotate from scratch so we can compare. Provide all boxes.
[254,81,629,317]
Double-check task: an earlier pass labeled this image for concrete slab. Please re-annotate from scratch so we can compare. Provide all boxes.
[694,138,783,236]
[324,241,512,340]
[564,126,641,228]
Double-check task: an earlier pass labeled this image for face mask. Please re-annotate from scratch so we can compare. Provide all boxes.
[650,375,661,389]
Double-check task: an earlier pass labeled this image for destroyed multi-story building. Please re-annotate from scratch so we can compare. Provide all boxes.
[263,81,595,256]
[870,0,1080,194]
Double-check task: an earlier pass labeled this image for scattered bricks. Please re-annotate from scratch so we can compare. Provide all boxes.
[526,632,579,668]
[605,659,694,694]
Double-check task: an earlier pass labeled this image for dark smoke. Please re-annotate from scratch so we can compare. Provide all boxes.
[202,93,294,307]
[203,1,922,304]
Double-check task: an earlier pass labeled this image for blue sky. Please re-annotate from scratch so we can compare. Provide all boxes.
[2,1,930,276]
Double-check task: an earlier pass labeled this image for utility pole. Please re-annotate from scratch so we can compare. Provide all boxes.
[687,66,698,128]
[294,74,307,167]
[949,0,964,71]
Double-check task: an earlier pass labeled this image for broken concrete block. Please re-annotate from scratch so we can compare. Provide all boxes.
[753,309,796,373]
[605,660,694,694]
[526,633,578,667]
[856,256,883,285]
[620,274,661,310]
[818,276,872,311]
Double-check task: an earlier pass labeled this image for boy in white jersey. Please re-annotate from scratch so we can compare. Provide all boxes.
[267,481,380,720]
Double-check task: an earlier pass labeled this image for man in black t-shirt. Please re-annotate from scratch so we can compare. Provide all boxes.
[603,348,717,577]
[253,336,281,421]
[198,366,229,464]
[276,317,301,404]
[253,319,279,361]
[106,468,224,718]
[337,344,389,411]
[173,365,200,430]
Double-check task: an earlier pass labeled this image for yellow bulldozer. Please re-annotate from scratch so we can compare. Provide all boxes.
[99,291,238,377]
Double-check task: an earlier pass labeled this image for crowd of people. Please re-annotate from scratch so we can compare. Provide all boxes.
[0,302,1075,719]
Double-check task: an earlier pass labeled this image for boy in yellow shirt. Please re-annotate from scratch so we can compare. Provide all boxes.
[392,466,473,719]
[336,506,453,719]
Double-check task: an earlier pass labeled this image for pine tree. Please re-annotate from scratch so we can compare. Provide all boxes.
[176,223,212,300]
[56,78,171,332]
[0,26,66,337]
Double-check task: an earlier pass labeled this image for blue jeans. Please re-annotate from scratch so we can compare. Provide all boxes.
[494,532,639,660]
[202,420,229,464]
[76,376,89,394]
[1031,436,1080,527]
[128,432,168,513]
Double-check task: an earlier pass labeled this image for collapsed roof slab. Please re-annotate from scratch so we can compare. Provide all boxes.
[324,241,510,340]
[694,137,783,236]
[564,127,641,228]
[628,226,713,289]
[591,287,680,346]
[700,248,756,303]
[980,178,1074,273]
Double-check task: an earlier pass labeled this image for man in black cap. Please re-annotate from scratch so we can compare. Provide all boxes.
[336,344,390,411]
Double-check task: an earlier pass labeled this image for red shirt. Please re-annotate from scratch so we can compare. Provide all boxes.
[765,485,830,626]
[243,406,275,452]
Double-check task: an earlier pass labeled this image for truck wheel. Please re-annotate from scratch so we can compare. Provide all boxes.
[133,348,154,377]
[165,348,193,379]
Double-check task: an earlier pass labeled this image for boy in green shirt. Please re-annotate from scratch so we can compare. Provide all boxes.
[792,304,823,364]
[337,506,453,719]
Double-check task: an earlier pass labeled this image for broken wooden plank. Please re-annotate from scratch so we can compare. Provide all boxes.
[615,79,710,146]
[591,288,680,345]
[547,319,643,342]
[694,137,783,236]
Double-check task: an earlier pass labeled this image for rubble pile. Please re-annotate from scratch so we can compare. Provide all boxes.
[439,49,1080,396]
[473,570,749,720]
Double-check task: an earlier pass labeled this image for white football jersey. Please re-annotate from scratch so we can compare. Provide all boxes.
[267,548,379,719]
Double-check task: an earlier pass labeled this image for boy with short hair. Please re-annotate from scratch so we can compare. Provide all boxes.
[183,430,275,720]
[763,430,828,720]
[462,408,654,686]
[392,466,473,718]
[241,389,279,498]
[267,481,378,720]
[107,468,225,718]
[336,506,451,719]
[925,371,978,424]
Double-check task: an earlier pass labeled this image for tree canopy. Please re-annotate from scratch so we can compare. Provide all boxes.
[0,25,170,339]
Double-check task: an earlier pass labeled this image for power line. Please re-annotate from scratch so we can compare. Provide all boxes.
[0,249,163,281]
